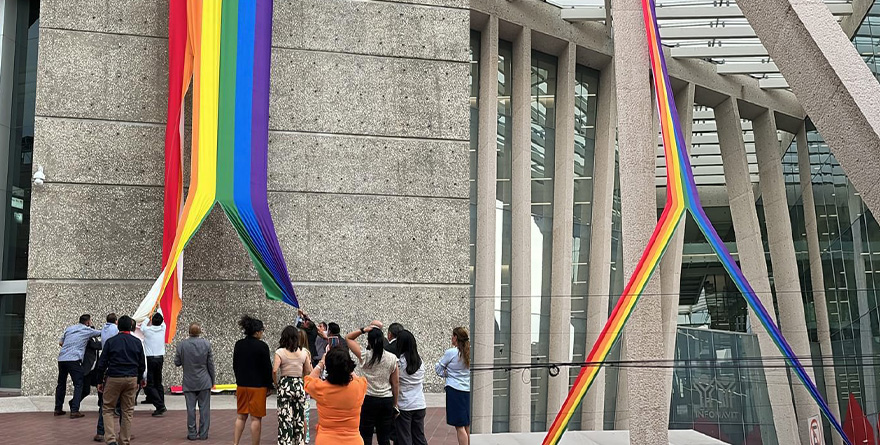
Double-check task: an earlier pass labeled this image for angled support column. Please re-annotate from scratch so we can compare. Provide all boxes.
[472,16,498,434]
[581,63,617,432]
[796,126,842,445]
[612,0,666,442]
[659,83,695,404]
[509,25,532,433]
[754,110,819,445]
[547,41,578,427]
[737,0,880,215]
[716,97,800,444]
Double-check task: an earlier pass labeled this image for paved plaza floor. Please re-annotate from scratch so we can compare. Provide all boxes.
[1,394,458,444]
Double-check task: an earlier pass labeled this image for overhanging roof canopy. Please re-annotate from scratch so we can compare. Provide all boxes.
[547,0,858,90]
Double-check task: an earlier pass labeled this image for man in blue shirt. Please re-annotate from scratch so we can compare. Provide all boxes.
[55,314,102,418]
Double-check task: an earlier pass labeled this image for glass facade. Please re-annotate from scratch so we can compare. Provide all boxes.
[567,65,601,431]
[0,293,24,389]
[529,50,557,431]
[492,39,514,432]
[669,328,777,444]
[4,0,38,280]
[0,0,38,390]
[464,3,880,441]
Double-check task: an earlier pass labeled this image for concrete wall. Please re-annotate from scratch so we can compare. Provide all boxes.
[22,0,471,395]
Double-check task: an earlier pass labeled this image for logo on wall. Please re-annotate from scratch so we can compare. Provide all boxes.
[694,375,742,422]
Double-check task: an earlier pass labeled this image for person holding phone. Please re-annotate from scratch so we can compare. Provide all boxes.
[346,325,399,445]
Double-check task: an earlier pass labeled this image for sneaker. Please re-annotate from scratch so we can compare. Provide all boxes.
[93,434,103,442]
[151,407,167,417]
[70,412,85,419]
[108,442,118,445]
[53,409,66,416]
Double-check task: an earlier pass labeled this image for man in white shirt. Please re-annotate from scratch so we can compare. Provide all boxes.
[141,312,167,416]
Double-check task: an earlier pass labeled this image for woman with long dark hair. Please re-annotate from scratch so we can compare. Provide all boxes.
[435,327,470,445]
[273,326,313,445]
[232,315,273,445]
[304,347,367,445]
[394,330,427,445]
[346,325,400,445]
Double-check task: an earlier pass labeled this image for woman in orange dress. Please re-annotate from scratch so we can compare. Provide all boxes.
[304,347,368,445]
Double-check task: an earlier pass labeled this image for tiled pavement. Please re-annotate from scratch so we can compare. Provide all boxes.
[2,406,458,444]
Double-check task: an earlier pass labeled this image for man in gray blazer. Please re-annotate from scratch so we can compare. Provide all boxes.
[174,322,215,441]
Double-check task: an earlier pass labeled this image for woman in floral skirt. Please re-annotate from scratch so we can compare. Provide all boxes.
[273,325,313,445]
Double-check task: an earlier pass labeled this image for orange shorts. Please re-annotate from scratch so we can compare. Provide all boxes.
[236,386,268,417]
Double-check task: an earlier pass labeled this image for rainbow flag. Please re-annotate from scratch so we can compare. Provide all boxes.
[134,0,298,339]
[542,1,849,444]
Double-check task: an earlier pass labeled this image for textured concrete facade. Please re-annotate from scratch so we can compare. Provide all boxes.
[24,0,470,395]
[613,0,667,442]
[738,0,880,215]
[754,111,818,444]
[508,25,532,434]
[716,97,800,443]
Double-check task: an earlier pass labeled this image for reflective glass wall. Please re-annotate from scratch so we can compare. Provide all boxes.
[0,0,39,390]
[493,39,514,432]
[567,65,601,430]
[467,33,613,433]
[669,328,778,445]
[529,50,557,431]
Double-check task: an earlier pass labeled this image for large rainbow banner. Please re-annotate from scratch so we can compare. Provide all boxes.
[133,0,298,340]
[543,1,849,444]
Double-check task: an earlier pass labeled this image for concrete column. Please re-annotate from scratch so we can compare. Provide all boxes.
[581,63,617,431]
[547,41,577,427]
[796,127,842,445]
[715,97,800,443]
[472,16,499,434]
[659,83,695,405]
[612,0,666,442]
[754,110,819,445]
[508,26,532,433]
[737,0,880,216]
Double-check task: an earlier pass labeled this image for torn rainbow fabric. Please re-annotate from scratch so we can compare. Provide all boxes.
[542,1,849,444]
[134,0,298,338]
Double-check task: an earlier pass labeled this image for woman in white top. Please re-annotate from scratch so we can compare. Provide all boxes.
[273,326,313,445]
[394,330,427,445]
[346,325,399,445]
[435,327,471,445]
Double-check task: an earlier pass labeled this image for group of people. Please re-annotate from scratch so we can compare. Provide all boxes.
[54,308,471,445]
[55,312,176,445]
[233,309,471,445]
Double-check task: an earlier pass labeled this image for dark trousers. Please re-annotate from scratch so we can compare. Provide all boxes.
[55,360,85,412]
[394,409,428,445]
[144,356,165,409]
[359,395,394,445]
[184,389,211,440]
[96,390,105,435]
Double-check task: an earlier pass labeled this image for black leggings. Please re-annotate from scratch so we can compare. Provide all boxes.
[360,395,395,445]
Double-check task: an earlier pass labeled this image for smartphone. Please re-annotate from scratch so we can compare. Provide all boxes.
[329,337,340,348]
